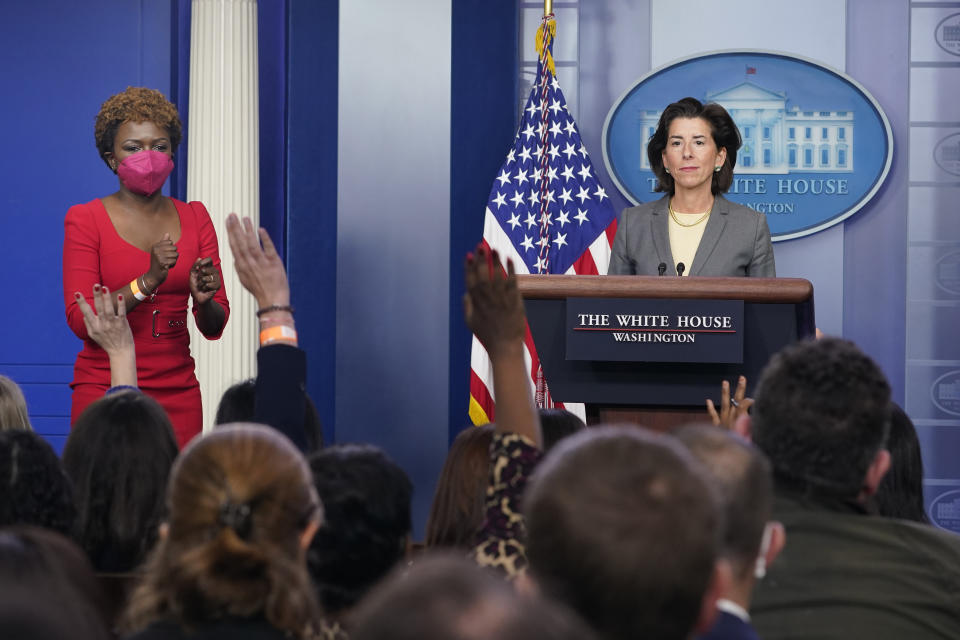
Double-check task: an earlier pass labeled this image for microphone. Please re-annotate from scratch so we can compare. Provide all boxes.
[657,262,667,276]
[676,262,686,277]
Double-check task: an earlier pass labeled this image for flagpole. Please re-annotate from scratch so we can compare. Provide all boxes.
[544,0,552,16]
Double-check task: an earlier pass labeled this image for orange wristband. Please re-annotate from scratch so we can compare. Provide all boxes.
[130,277,147,301]
[259,325,297,346]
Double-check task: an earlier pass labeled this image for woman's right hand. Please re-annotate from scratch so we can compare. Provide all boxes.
[145,232,178,290]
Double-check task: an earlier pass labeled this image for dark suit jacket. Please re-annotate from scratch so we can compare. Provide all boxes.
[608,195,775,277]
[698,609,761,640]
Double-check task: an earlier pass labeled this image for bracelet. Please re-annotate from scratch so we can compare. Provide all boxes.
[105,385,140,396]
[259,325,298,346]
[130,277,147,301]
[256,304,295,317]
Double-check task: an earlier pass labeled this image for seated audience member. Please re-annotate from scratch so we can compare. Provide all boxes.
[223,213,314,452]
[62,391,178,573]
[537,408,585,452]
[215,378,324,452]
[874,402,930,523]
[464,245,727,640]
[122,424,324,640]
[307,445,412,633]
[748,338,960,639]
[425,423,494,550]
[350,553,598,640]
[0,429,76,536]
[0,374,32,430]
[0,526,111,640]
[673,425,784,640]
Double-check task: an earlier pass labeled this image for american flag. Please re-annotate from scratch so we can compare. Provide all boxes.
[469,14,618,426]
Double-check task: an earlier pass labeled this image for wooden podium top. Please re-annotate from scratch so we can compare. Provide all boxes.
[516,275,812,304]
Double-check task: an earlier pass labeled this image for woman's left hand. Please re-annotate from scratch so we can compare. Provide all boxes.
[190,257,221,305]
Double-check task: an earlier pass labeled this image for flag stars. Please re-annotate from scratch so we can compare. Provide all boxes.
[550,76,561,93]
[496,170,511,187]
[519,146,532,162]
[576,186,592,203]
[525,212,537,228]
[578,144,588,158]
[548,144,561,160]
[521,235,534,251]
[507,212,521,230]
[531,167,543,183]
[549,99,563,116]
[562,142,577,160]
[540,211,552,226]
[511,191,525,208]
[521,123,536,140]
[505,148,516,164]
[525,101,539,118]
[557,210,571,227]
[558,188,573,205]
[528,190,540,206]
[492,191,507,208]
[578,164,593,181]
[553,232,568,248]
[561,164,576,182]
[515,169,529,185]
[575,208,590,225]
[546,166,559,183]
[594,186,608,202]
[564,119,577,136]
[549,120,563,137]
[544,190,556,205]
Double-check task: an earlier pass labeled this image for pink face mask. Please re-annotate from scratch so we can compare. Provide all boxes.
[117,150,174,196]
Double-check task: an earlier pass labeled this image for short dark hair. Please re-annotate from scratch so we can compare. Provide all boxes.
[307,444,412,616]
[350,553,598,640]
[0,526,111,640]
[63,391,178,572]
[216,378,324,452]
[752,338,892,498]
[525,426,721,640]
[874,403,929,523]
[94,87,182,169]
[647,97,741,195]
[0,430,75,535]
[538,408,586,453]
[674,425,772,578]
[425,424,494,550]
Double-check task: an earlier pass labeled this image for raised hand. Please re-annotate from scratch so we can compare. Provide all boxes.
[706,375,753,432]
[225,213,289,308]
[74,284,137,386]
[463,245,525,359]
[189,256,222,305]
[145,232,178,291]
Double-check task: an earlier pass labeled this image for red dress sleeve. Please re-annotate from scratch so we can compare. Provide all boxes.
[189,201,230,339]
[63,203,101,340]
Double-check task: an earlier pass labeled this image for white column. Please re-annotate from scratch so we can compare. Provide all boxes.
[187,0,260,432]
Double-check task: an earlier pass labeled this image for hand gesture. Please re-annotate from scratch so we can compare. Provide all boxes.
[463,244,525,359]
[75,284,134,357]
[189,257,222,305]
[706,375,753,432]
[146,233,178,290]
[225,213,289,308]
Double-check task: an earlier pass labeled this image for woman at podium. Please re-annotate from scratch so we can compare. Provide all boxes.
[608,97,775,278]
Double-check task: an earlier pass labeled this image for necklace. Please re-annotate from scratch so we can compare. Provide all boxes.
[669,200,711,227]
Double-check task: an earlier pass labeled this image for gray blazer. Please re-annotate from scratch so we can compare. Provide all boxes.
[608,195,776,277]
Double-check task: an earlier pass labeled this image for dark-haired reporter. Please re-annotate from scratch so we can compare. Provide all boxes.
[609,97,775,277]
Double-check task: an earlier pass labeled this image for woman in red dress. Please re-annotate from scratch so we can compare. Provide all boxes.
[63,87,229,447]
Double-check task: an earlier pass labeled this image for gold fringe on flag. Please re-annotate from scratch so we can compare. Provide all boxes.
[535,15,557,78]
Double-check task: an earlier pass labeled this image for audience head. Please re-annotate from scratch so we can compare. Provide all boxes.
[216,378,324,451]
[425,424,494,549]
[525,425,724,640]
[94,86,182,169]
[0,429,75,535]
[537,408,586,452]
[0,375,32,431]
[351,553,598,640]
[63,391,178,572]
[673,425,782,584]
[874,403,930,523]
[307,444,412,617]
[123,424,322,638]
[752,337,892,500]
[0,526,111,640]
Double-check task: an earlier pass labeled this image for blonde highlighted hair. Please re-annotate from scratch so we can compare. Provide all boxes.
[0,375,31,431]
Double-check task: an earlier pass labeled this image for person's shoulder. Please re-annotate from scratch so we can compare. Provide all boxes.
[716,196,762,220]
[65,199,104,222]
[621,196,667,219]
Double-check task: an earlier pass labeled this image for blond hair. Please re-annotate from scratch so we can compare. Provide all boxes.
[0,375,31,431]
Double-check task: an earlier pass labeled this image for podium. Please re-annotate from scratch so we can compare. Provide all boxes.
[518,275,815,431]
